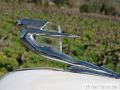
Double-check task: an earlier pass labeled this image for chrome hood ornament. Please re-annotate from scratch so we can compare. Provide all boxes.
[18,19,120,79]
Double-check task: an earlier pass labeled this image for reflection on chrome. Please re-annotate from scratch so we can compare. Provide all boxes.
[18,19,120,79]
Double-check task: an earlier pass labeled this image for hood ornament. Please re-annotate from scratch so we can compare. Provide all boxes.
[18,19,120,79]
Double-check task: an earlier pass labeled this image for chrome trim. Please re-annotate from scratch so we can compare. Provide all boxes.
[18,19,120,79]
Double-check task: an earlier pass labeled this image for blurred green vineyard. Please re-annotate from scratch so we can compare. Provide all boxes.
[0,2,120,76]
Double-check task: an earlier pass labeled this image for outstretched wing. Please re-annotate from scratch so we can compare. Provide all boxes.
[18,19,48,29]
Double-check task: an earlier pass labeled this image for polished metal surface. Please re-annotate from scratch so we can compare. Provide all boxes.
[18,19,120,79]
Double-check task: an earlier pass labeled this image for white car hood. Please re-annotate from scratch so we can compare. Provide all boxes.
[0,69,120,90]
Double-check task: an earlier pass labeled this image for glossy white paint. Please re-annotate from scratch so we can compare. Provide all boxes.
[0,69,120,90]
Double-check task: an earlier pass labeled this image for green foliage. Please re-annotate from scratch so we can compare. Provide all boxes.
[101,4,118,16]
[53,0,69,7]
[0,52,18,74]
[80,0,102,13]
[0,1,120,76]
[79,0,118,16]
[80,4,90,12]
